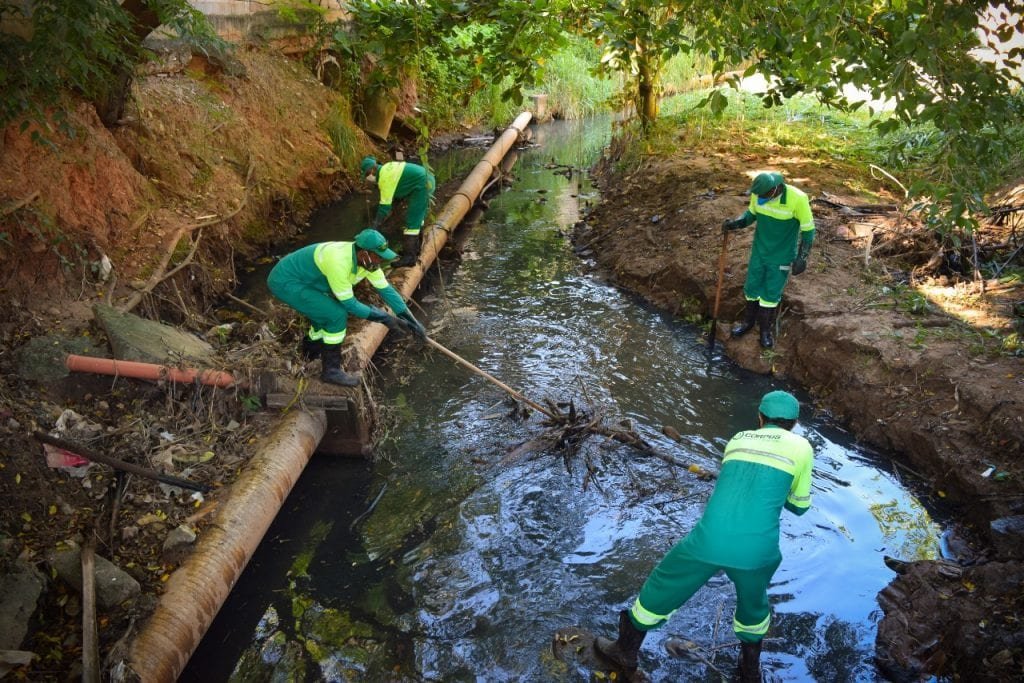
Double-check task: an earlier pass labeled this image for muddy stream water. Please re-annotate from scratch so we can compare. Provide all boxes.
[184,119,946,682]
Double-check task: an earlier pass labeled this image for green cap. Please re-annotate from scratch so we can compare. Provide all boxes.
[750,172,784,196]
[759,390,799,419]
[360,156,378,178]
[354,228,397,260]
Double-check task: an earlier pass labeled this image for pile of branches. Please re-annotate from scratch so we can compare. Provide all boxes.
[493,395,715,492]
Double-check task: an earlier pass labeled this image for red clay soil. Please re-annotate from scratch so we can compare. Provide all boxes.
[576,148,1024,681]
[0,48,367,681]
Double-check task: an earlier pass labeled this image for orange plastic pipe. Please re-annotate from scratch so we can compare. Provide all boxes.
[65,354,238,388]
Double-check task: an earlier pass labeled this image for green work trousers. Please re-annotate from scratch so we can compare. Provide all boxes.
[742,251,791,307]
[402,172,435,235]
[267,264,349,344]
[632,543,781,643]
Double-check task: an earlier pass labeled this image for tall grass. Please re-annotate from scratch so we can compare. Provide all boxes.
[416,34,620,128]
[660,51,714,94]
[539,37,619,120]
[323,98,365,170]
[663,91,883,161]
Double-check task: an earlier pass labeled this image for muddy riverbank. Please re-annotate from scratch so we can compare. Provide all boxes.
[0,47,381,680]
[574,146,1024,680]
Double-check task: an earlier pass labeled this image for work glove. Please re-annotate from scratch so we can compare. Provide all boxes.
[396,309,427,341]
[366,307,408,336]
[792,243,811,275]
[722,217,746,232]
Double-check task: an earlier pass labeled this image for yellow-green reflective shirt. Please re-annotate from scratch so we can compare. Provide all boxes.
[742,185,815,264]
[678,425,814,569]
[377,161,407,206]
[313,241,389,300]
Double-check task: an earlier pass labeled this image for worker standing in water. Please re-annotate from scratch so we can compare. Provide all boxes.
[594,390,814,682]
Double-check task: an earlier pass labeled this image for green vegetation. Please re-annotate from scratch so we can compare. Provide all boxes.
[421,34,621,127]
[0,0,223,134]
[4,0,1022,243]
[662,91,882,162]
[323,99,364,169]
[535,36,620,121]
[323,0,1022,237]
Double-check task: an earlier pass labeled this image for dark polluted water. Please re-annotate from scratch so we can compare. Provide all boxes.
[185,117,944,682]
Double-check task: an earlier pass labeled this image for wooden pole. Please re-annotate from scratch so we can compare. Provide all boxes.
[425,338,555,418]
[708,230,730,352]
[81,543,100,683]
[33,432,210,493]
[425,339,715,476]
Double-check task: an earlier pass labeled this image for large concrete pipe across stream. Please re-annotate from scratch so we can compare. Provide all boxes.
[125,111,532,681]
[127,410,326,681]
[344,110,533,372]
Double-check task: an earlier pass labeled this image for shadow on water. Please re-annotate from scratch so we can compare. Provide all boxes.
[185,118,948,682]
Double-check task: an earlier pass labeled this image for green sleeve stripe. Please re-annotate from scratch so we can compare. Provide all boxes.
[785,501,809,515]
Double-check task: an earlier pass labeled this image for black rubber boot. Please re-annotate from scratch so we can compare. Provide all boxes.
[735,640,763,682]
[730,300,760,338]
[319,343,360,387]
[757,306,777,349]
[394,234,420,268]
[594,610,647,673]
[300,336,322,360]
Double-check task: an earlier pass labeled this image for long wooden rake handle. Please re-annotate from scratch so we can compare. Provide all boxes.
[424,338,716,477]
[708,230,731,351]
[424,337,555,418]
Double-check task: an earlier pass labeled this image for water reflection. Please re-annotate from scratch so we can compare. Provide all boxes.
[188,117,943,682]
[363,118,941,681]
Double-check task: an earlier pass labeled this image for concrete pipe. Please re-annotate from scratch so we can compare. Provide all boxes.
[127,409,327,682]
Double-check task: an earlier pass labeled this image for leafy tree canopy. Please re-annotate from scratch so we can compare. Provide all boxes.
[333,0,571,100]
[678,0,1024,231]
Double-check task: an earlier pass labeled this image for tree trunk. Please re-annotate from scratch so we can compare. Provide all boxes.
[637,55,660,132]
[94,0,163,126]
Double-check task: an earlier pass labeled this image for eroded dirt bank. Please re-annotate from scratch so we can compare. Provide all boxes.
[575,148,1024,680]
[0,47,369,680]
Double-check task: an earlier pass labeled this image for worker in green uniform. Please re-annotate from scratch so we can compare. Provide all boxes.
[266,229,426,387]
[595,390,814,682]
[723,172,815,348]
[361,156,436,268]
